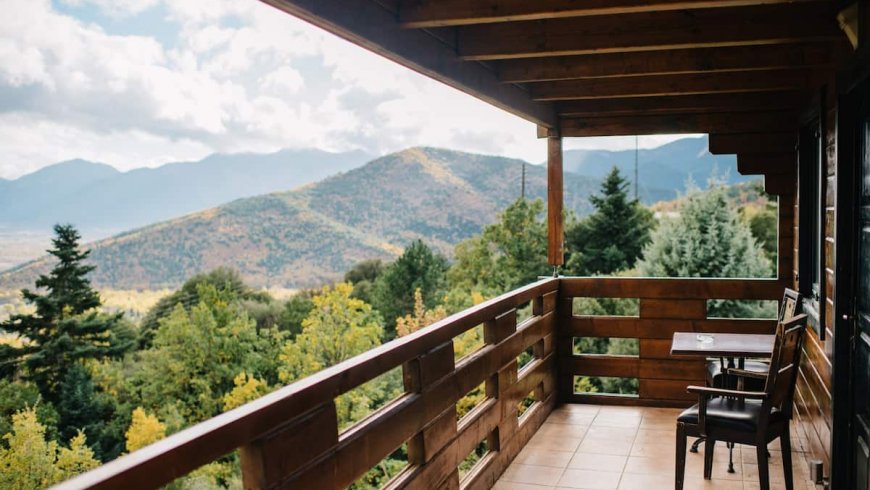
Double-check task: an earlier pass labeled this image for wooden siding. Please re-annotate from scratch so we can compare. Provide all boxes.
[791,81,837,482]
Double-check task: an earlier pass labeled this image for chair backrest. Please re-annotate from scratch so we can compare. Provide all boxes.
[764,314,808,413]
[779,288,802,322]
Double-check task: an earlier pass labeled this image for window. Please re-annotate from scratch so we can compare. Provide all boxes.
[798,119,824,334]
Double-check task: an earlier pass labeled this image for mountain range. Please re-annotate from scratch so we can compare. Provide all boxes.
[1,147,603,289]
[0,137,745,289]
[0,148,372,234]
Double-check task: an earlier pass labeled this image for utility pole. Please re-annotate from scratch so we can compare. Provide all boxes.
[634,135,639,200]
[521,161,526,199]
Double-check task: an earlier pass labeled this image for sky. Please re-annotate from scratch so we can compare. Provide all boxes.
[0,0,697,180]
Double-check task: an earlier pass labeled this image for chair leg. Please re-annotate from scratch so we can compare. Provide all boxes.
[690,436,704,453]
[727,442,736,473]
[703,436,715,480]
[676,423,687,490]
[781,429,794,490]
[756,443,770,490]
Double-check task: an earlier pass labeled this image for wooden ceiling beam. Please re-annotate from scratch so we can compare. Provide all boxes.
[737,153,797,175]
[708,132,799,154]
[399,0,827,28]
[556,92,803,118]
[531,70,819,101]
[498,43,841,83]
[457,3,841,60]
[258,0,557,127]
[559,111,798,137]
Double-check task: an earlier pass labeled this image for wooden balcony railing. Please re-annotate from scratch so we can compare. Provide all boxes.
[54,278,560,490]
[558,277,784,407]
[53,276,786,490]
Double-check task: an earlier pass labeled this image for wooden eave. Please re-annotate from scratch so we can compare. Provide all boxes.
[260,0,851,148]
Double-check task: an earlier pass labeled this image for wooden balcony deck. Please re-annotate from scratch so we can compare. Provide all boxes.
[54,276,791,490]
[496,404,815,490]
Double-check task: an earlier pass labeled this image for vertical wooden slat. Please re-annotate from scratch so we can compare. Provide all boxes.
[547,135,564,267]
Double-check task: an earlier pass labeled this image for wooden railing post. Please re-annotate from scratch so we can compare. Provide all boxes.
[403,341,458,483]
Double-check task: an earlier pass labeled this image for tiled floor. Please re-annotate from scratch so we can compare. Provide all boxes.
[495,404,819,490]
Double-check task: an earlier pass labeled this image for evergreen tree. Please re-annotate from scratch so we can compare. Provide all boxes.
[55,364,124,461]
[0,224,132,397]
[372,240,447,338]
[565,167,654,276]
[637,184,774,317]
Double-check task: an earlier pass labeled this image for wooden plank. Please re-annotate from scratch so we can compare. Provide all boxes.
[640,379,699,402]
[457,3,841,60]
[499,44,837,82]
[568,317,777,340]
[559,111,799,137]
[557,92,801,118]
[560,277,785,300]
[531,70,817,101]
[736,153,796,175]
[547,136,564,266]
[258,0,557,128]
[708,131,798,154]
[640,299,707,319]
[566,393,691,408]
[399,0,825,28]
[764,173,798,195]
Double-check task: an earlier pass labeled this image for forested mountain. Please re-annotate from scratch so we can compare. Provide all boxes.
[562,136,744,199]
[0,148,600,289]
[0,149,371,234]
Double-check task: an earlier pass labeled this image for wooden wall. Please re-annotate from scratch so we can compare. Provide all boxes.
[791,81,837,483]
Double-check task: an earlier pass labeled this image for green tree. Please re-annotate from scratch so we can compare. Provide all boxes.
[0,224,133,397]
[0,379,59,445]
[565,167,654,276]
[373,241,447,338]
[139,267,271,345]
[279,291,315,339]
[345,259,385,305]
[128,284,286,425]
[0,408,99,488]
[279,283,397,427]
[638,184,774,317]
[448,198,548,296]
[55,364,125,461]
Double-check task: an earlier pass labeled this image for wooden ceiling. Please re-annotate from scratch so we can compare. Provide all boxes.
[261,0,851,139]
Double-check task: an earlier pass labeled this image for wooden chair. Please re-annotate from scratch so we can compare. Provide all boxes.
[691,288,803,458]
[675,313,808,490]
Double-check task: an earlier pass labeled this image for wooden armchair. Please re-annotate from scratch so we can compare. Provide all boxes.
[675,313,808,490]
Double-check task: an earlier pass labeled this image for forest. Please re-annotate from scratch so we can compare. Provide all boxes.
[0,168,777,489]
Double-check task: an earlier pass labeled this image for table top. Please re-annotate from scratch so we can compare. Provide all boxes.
[670,332,775,358]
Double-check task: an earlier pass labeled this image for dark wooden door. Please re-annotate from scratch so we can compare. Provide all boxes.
[855,112,870,490]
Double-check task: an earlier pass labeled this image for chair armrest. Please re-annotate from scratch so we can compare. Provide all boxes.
[723,367,768,380]
[685,385,767,400]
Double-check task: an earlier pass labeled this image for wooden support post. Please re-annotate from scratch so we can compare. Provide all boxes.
[547,135,564,268]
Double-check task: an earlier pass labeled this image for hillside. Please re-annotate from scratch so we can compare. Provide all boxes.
[0,148,372,234]
[562,136,743,200]
[0,148,599,289]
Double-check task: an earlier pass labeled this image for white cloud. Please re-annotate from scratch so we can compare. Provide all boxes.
[0,0,694,180]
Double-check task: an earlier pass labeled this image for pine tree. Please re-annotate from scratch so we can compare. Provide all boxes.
[565,167,655,276]
[0,225,133,397]
[637,184,774,317]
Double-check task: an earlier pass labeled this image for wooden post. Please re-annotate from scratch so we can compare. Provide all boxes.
[547,134,564,267]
